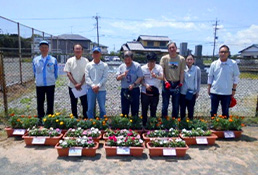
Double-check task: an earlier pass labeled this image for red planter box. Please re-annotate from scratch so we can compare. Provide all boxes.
[211,130,243,139]
[55,142,99,157]
[22,133,63,146]
[5,127,27,137]
[146,142,189,157]
[179,133,218,145]
[104,142,144,157]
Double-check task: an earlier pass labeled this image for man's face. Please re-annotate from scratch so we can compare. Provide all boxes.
[219,47,229,60]
[124,56,132,65]
[39,44,49,55]
[168,43,177,55]
[92,51,101,59]
[74,45,83,57]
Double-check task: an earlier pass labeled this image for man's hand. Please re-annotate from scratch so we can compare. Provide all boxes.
[129,84,134,90]
[146,84,152,91]
[232,91,236,97]
[196,93,199,99]
[75,83,82,90]
[123,70,129,77]
[151,71,157,78]
[208,87,211,95]
[92,85,100,93]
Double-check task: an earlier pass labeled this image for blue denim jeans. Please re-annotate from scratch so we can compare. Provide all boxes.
[87,88,106,119]
[210,93,231,118]
[121,87,140,117]
[161,81,180,118]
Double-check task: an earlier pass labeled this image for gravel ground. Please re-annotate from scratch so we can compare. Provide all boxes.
[2,72,258,117]
[0,126,257,175]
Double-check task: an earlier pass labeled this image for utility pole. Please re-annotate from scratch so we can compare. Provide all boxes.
[93,15,100,46]
[212,19,219,61]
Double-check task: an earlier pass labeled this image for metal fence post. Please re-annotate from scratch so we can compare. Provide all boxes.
[32,28,34,59]
[17,22,23,84]
[256,95,258,117]
[0,52,8,116]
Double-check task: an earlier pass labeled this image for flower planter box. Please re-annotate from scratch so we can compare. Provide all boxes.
[5,127,27,137]
[63,132,102,143]
[142,133,179,144]
[179,133,218,145]
[211,130,242,139]
[102,133,140,141]
[55,142,99,157]
[146,142,189,157]
[22,133,63,146]
[104,142,144,157]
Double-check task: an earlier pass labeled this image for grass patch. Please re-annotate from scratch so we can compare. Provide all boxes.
[240,72,258,79]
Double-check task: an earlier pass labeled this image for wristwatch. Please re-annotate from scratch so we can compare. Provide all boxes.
[232,88,236,91]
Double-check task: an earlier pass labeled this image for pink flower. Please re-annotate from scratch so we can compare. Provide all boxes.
[127,133,133,136]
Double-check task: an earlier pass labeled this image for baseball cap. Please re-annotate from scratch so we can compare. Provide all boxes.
[92,47,101,53]
[39,40,49,47]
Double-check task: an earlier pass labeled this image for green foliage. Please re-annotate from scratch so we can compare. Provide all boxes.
[149,138,186,147]
[104,129,138,137]
[108,115,142,130]
[181,128,212,137]
[178,118,208,130]
[8,115,39,129]
[42,113,77,129]
[76,117,108,130]
[146,128,179,137]
[211,115,244,131]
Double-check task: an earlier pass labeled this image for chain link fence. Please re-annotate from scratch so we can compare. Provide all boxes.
[1,16,258,118]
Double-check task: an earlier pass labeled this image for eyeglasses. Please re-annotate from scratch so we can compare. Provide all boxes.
[219,51,229,54]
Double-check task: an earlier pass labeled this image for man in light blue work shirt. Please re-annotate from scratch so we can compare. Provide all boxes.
[85,47,108,118]
[33,40,58,121]
[116,51,143,117]
[208,45,240,118]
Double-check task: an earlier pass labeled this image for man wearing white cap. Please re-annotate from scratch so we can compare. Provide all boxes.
[32,40,58,121]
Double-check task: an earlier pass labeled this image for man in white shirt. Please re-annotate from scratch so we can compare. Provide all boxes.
[208,45,240,118]
[64,44,89,119]
[141,53,163,126]
[85,47,108,118]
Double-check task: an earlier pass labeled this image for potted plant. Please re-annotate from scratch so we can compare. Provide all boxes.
[178,118,209,130]
[55,137,99,157]
[63,127,102,142]
[42,113,78,134]
[77,117,109,133]
[22,127,63,146]
[147,138,189,157]
[145,117,179,130]
[142,128,180,143]
[5,114,39,137]
[103,129,140,140]
[180,128,217,145]
[211,115,244,139]
[104,136,144,157]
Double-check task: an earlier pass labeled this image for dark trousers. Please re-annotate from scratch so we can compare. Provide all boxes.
[141,93,159,126]
[210,93,231,118]
[68,87,88,118]
[36,85,55,119]
[161,81,180,118]
[180,94,196,120]
[121,87,140,117]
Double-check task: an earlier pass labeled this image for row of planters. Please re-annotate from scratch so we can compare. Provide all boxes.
[5,113,245,157]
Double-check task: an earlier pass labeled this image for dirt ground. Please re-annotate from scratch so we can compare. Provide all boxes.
[0,126,257,175]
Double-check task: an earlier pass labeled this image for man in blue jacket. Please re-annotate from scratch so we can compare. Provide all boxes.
[33,40,58,120]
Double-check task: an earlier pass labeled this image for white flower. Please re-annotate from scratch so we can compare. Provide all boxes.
[50,127,54,130]
[176,138,183,142]
[139,139,143,143]
[182,129,187,133]
[59,140,63,144]
[169,128,174,132]
[82,136,87,139]
[78,127,82,130]
[72,129,75,132]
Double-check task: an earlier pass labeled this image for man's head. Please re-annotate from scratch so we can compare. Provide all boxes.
[92,47,102,60]
[219,45,230,61]
[39,40,49,56]
[167,41,177,56]
[123,51,133,65]
[73,44,83,58]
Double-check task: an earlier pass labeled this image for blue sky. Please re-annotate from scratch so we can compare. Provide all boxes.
[1,0,258,55]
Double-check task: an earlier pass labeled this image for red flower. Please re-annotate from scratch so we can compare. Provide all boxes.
[127,133,133,136]
[132,137,135,141]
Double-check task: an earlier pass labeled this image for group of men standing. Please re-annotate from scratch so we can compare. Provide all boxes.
[33,40,240,124]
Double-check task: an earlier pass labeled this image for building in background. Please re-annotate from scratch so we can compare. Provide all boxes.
[239,44,258,58]
[90,42,108,54]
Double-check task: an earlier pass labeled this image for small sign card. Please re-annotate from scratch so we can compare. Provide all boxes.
[163,148,176,156]
[69,147,82,156]
[117,147,130,155]
[224,131,235,138]
[196,137,208,144]
[12,129,26,135]
[32,137,46,144]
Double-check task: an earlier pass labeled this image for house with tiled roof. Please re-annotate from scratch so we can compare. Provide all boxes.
[239,44,258,58]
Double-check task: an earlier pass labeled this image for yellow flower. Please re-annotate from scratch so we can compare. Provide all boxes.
[186,119,190,123]
[125,115,127,118]
[140,116,143,119]
[55,112,60,116]
[216,119,219,122]
[60,121,64,125]
[229,118,233,122]
[56,119,59,122]
[52,114,55,118]
[103,115,107,118]
[120,114,123,117]
[69,113,73,117]
[48,114,51,118]
[130,120,133,123]
[93,122,96,125]
[43,118,47,122]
